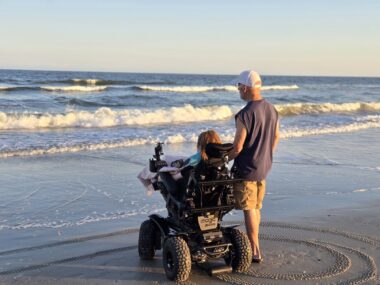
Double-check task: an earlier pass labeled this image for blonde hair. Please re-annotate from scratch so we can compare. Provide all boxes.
[197,129,222,161]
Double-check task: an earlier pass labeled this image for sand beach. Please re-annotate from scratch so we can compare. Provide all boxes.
[0,203,379,284]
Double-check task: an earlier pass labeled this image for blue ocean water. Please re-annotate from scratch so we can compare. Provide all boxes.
[1,69,379,157]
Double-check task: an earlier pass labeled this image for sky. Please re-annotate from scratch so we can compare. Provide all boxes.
[0,0,379,76]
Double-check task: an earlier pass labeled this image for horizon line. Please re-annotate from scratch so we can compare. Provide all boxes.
[1,67,379,79]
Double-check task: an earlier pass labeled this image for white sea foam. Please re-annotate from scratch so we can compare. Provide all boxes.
[353,189,368,193]
[0,208,167,230]
[275,101,380,116]
[2,117,380,158]
[2,101,378,130]
[0,104,233,130]
[72,78,100,85]
[262,85,299,91]
[281,117,380,139]
[41,85,107,92]
[0,86,12,91]
[0,138,152,158]
[137,84,299,93]
[137,85,237,92]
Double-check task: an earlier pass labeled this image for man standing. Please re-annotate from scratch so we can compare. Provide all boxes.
[229,70,280,263]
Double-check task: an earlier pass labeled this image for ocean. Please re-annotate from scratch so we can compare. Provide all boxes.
[0,69,379,262]
[1,70,379,157]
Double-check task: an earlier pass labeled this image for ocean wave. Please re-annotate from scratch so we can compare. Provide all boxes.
[69,78,133,85]
[1,117,380,158]
[281,116,380,138]
[0,134,208,158]
[135,84,299,93]
[262,85,299,91]
[40,78,175,86]
[0,85,39,92]
[276,101,380,116]
[0,85,107,92]
[72,78,103,85]
[55,97,110,107]
[0,138,153,158]
[41,85,108,92]
[0,104,233,130]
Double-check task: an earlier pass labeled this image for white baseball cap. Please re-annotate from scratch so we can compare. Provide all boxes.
[236,70,262,88]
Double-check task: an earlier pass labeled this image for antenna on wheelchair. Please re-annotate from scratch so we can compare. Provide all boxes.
[149,142,168,172]
[154,142,164,161]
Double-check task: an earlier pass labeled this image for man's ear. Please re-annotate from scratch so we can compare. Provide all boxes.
[243,86,249,98]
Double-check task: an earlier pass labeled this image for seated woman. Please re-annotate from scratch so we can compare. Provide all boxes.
[170,129,222,177]
[161,129,222,200]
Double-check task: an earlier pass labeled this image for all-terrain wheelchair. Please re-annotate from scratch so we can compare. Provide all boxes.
[138,142,252,281]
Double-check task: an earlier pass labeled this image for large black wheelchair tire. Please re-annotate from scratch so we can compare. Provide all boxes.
[138,219,157,260]
[224,228,252,272]
[163,236,191,281]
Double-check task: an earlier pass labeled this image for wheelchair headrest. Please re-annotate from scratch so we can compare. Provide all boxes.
[205,143,233,159]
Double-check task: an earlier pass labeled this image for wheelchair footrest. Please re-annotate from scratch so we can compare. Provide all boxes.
[208,265,232,276]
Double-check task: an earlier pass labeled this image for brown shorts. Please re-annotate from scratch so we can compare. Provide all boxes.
[234,180,266,210]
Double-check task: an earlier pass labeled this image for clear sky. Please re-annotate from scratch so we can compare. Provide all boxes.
[0,0,379,76]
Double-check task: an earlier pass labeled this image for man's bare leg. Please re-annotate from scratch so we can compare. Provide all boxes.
[243,209,261,258]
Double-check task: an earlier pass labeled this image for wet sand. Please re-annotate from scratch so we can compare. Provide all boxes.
[1,129,379,284]
[0,201,379,285]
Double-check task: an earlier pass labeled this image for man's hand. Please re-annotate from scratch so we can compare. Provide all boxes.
[229,118,247,161]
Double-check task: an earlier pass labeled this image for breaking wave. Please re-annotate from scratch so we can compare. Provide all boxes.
[43,78,175,86]
[71,78,104,85]
[135,84,299,93]
[0,85,38,91]
[41,86,108,92]
[1,116,380,158]
[281,116,380,138]
[2,101,380,130]
[0,104,233,130]
[276,101,380,116]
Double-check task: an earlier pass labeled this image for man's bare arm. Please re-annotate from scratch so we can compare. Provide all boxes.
[229,118,247,161]
[272,119,280,152]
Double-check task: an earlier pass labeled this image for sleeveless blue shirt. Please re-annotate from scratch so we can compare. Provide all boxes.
[233,99,278,181]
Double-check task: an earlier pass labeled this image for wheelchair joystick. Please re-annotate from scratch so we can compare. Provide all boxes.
[149,142,167,172]
[154,142,164,161]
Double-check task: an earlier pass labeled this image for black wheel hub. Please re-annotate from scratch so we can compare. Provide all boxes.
[166,252,174,271]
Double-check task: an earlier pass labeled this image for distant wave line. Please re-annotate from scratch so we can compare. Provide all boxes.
[1,84,298,93]
[41,86,108,92]
[134,84,300,92]
[0,85,107,92]
[0,86,39,91]
[275,101,380,116]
